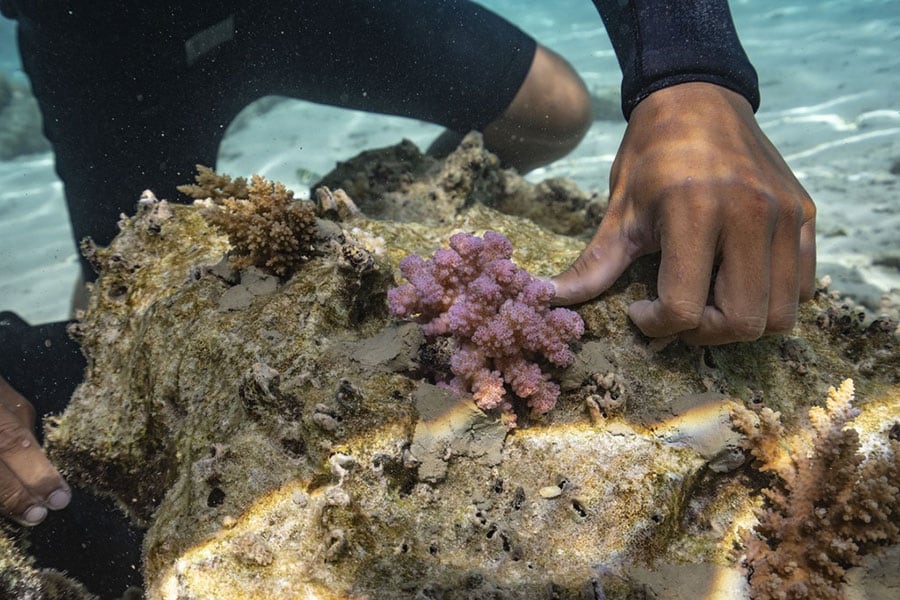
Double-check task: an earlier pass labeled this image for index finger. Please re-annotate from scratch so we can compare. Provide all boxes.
[627,197,719,337]
[551,231,635,305]
[551,205,643,305]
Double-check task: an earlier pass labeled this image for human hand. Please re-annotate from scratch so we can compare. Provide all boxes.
[552,82,816,345]
[0,375,71,525]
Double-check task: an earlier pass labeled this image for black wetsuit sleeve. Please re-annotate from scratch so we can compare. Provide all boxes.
[593,0,759,120]
[0,0,16,18]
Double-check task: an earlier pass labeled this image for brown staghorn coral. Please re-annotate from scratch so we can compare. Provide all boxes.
[178,164,249,200]
[179,166,317,277]
[732,380,900,599]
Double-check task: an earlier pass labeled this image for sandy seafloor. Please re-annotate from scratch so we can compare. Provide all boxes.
[0,0,898,325]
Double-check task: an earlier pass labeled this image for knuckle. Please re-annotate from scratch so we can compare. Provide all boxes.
[801,193,817,220]
[0,418,32,455]
[662,301,704,330]
[776,187,814,225]
[571,253,595,277]
[0,482,31,516]
[776,196,803,224]
[726,315,768,341]
[766,308,798,334]
[741,190,779,223]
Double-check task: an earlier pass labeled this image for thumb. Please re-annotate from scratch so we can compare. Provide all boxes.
[551,227,637,305]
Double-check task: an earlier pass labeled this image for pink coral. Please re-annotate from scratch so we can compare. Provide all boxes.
[388,231,583,425]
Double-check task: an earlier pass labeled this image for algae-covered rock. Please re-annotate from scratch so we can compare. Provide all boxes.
[316,132,604,237]
[31,137,900,599]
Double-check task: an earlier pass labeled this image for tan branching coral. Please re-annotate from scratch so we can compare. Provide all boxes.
[732,380,900,599]
[178,164,249,201]
[179,166,317,277]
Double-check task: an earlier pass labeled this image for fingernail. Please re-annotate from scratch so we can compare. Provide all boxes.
[22,505,48,525]
[47,488,72,510]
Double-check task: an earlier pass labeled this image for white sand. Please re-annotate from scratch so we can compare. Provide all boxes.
[1,0,898,324]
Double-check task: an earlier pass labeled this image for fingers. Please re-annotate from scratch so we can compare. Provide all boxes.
[0,376,36,429]
[551,239,632,305]
[0,388,71,526]
[551,211,642,305]
[551,81,817,344]
[798,201,817,302]
[555,190,811,345]
[762,198,808,333]
[627,196,719,338]
[638,189,810,346]
[678,197,774,345]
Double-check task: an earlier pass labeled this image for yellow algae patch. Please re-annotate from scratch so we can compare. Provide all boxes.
[850,383,900,455]
[150,416,710,599]
[155,480,351,600]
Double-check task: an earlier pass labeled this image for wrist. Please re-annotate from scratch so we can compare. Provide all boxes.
[632,82,754,123]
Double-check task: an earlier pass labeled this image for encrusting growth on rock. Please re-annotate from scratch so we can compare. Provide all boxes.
[732,379,900,599]
[179,165,318,277]
[12,139,897,599]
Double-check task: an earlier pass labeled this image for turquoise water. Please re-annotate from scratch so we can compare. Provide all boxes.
[2,0,898,183]
[0,1,899,323]
[3,0,897,189]
[0,18,15,76]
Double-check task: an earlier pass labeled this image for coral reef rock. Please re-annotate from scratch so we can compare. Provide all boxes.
[8,137,898,599]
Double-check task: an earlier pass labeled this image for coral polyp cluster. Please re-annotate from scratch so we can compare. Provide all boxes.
[732,379,900,599]
[179,166,318,277]
[388,231,583,424]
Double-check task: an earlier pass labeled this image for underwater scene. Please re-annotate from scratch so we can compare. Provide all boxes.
[0,1,898,599]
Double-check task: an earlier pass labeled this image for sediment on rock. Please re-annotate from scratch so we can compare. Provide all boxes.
[6,138,895,599]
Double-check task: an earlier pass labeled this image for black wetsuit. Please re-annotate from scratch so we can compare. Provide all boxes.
[593,0,758,118]
[2,1,537,277]
[1,0,757,275]
[0,2,757,598]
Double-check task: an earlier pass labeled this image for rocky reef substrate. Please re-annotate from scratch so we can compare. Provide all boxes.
[2,135,898,599]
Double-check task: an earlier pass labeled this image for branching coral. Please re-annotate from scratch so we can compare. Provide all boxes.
[732,380,900,599]
[388,231,583,425]
[178,164,250,200]
[179,166,317,277]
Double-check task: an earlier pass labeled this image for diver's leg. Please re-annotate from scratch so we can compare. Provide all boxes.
[429,44,592,173]
[480,44,592,172]
[15,13,230,280]
[246,0,589,172]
